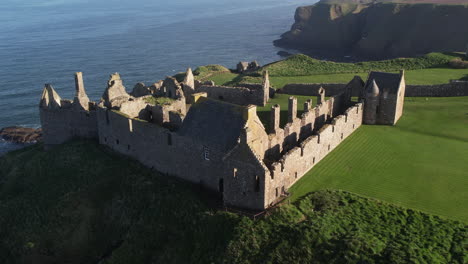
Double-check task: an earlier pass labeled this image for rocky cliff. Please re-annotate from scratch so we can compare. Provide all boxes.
[274,0,468,59]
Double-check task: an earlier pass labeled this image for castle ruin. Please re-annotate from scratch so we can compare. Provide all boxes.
[39,67,405,210]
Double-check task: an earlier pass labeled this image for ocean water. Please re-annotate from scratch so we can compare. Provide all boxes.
[0,0,314,154]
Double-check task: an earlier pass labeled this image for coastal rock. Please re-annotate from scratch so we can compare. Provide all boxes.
[0,126,42,143]
[275,0,468,59]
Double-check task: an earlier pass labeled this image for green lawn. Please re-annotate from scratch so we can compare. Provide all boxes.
[289,97,468,222]
[207,72,238,85]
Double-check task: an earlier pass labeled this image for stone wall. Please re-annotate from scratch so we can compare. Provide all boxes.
[264,94,340,163]
[280,83,348,96]
[197,85,266,106]
[263,103,363,207]
[406,81,468,97]
[281,80,468,98]
[40,106,98,147]
[96,107,268,210]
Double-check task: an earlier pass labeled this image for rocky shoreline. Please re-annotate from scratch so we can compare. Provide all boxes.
[0,126,42,144]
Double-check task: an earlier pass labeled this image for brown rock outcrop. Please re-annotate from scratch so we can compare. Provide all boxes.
[0,126,42,143]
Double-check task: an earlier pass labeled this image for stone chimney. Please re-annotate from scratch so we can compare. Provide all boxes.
[183,68,195,90]
[73,72,90,110]
[270,104,280,134]
[304,99,312,113]
[288,96,297,123]
[317,87,325,105]
[262,70,270,105]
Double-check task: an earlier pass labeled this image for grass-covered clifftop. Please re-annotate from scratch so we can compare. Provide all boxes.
[0,141,466,263]
[274,0,468,59]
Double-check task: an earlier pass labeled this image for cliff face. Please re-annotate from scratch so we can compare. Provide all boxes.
[275,0,468,59]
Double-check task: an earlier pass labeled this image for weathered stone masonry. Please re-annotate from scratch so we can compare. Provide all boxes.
[39,68,405,210]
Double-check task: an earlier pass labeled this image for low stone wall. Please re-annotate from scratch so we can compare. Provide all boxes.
[406,81,468,97]
[280,83,348,96]
[197,85,265,106]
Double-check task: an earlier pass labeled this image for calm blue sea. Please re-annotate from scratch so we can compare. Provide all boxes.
[0,0,314,154]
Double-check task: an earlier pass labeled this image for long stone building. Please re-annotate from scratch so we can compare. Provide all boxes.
[39,68,405,210]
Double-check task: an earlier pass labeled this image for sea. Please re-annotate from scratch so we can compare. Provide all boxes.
[0,0,315,155]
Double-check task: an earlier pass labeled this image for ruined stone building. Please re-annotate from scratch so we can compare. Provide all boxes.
[363,71,406,125]
[39,67,405,210]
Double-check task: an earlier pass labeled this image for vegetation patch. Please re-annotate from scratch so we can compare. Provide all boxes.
[0,142,465,264]
[193,64,230,80]
[144,96,175,106]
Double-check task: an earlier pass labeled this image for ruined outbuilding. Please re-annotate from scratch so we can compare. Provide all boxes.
[39,67,405,210]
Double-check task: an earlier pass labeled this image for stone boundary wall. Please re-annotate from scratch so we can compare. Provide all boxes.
[280,83,348,96]
[235,83,263,90]
[197,85,264,106]
[263,102,364,206]
[280,81,468,97]
[406,81,468,97]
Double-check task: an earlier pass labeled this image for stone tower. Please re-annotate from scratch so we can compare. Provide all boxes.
[363,79,380,124]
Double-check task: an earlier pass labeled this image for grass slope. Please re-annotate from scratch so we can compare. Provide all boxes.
[289,97,468,221]
[0,142,466,263]
[196,52,468,88]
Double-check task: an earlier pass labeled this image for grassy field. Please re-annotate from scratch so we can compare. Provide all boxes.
[289,97,468,222]
[204,67,468,88]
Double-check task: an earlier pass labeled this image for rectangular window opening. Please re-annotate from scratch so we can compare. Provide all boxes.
[255,175,260,192]
[106,111,110,125]
[167,133,172,145]
[203,146,210,161]
[219,178,224,193]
